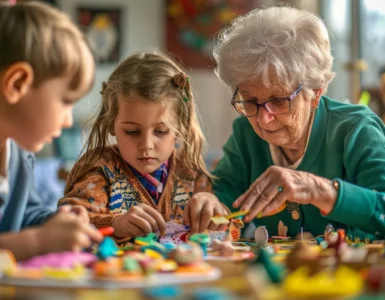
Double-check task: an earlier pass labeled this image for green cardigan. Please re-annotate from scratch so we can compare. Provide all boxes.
[213,96,385,241]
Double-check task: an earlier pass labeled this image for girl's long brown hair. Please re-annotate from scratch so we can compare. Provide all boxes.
[65,52,211,194]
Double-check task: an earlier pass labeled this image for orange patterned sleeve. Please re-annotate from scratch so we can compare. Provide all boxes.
[58,167,121,228]
[192,172,213,194]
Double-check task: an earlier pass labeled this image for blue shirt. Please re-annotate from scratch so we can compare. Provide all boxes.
[0,140,54,232]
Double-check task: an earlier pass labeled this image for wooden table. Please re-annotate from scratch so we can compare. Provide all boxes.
[0,260,256,300]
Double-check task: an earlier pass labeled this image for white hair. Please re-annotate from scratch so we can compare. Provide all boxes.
[213,6,335,97]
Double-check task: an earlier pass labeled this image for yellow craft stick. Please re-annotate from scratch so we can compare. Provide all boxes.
[211,210,250,224]
[225,210,249,219]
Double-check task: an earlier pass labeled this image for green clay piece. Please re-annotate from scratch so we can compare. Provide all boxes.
[120,244,134,251]
[123,256,141,272]
[254,248,283,284]
[135,232,157,245]
[189,233,211,256]
[189,233,211,245]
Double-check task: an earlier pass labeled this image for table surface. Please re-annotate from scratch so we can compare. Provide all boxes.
[0,260,257,300]
[1,256,383,300]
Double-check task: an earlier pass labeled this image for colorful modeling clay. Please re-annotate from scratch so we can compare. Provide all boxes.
[189,233,211,256]
[135,233,157,246]
[98,237,119,259]
[99,226,114,236]
[0,250,16,274]
[18,252,97,269]
[283,266,363,297]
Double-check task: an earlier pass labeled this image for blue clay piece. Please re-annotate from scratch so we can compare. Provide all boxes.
[143,285,182,298]
[97,237,119,259]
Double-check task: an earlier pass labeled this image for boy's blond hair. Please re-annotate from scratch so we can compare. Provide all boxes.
[66,52,211,193]
[0,1,91,90]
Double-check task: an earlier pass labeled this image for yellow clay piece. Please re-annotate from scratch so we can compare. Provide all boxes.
[283,265,363,297]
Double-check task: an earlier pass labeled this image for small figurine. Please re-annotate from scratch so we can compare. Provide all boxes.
[211,233,234,257]
[278,220,288,237]
[285,241,320,275]
[254,226,269,247]
[324,223,334,239]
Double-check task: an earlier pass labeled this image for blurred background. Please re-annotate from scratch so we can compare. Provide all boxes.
[8,0,385,208]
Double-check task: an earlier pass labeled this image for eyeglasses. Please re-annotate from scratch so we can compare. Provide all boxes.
[230,85,303,117]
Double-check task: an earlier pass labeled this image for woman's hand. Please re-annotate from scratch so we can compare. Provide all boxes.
[112,204,166,238]
[183,192,230,234]
[233,166,338,222]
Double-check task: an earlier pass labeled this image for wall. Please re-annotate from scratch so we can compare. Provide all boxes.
[55,0,324,156]
[56,0,237,155]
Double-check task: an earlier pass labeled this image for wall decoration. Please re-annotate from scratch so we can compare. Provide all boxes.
[77,7,121,64]
[166,0,255,69]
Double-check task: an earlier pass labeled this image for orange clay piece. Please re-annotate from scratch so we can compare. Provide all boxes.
[94,257,122,277]
[176,263,213,274]
[98,226,114,236]
[0,249,16,273]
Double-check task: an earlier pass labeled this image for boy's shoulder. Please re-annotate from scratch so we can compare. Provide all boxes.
[8,140,35,170]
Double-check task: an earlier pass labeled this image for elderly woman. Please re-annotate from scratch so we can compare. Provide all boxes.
[212,6,385,241]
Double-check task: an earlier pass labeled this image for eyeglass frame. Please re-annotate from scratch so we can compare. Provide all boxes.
[230,84,303,117]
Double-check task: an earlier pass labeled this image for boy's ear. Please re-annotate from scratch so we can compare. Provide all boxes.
[2,62,34,105]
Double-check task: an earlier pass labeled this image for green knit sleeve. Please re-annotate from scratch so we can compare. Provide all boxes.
[326,115,385,239]
[212,119,249,212]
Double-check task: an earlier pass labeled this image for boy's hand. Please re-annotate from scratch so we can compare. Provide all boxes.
[112,204,166,238]
[183,192,229,234]
[37,209,103,253]
[58,205,89,223]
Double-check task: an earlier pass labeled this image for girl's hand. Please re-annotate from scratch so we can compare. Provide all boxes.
[37,209,103,253]
[112,204,166,238]
[233,166,338,222]
[183,192,229,234]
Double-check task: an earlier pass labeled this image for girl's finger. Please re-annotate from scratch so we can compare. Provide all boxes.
[183,203,191,226]
[143,206,166,235]
[199,202,214,233]
[127,222,146,237]
[189,200,203,234]
[130,214,153,236]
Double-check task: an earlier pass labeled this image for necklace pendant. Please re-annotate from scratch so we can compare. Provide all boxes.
[291,210,300,220]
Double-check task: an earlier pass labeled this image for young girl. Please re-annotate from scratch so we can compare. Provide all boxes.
[0,2,102,261]
[59,52,229,240]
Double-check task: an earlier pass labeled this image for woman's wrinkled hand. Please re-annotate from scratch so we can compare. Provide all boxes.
[233,166,337,222]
